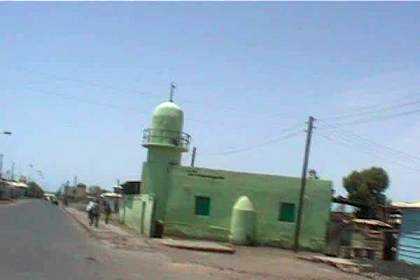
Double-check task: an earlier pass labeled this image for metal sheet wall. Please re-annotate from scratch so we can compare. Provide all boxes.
[398,209,420,265]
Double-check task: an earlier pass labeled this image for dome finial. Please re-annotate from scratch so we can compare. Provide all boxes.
[169,82,176,102]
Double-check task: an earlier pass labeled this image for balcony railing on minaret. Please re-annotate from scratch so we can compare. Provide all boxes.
[142,128,191,152]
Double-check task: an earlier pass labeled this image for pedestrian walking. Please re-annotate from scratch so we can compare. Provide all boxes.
[86,198,100,227]
[103,200,112,224]
[114,200,119,213]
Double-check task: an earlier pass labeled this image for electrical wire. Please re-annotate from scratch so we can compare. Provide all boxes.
[325,107,420,127]
[13,66,156,98]
[204,128,302,156]
[318,129,420,173]
[317,120,420,163]
[321,98,420,122]
[14,85,141,113]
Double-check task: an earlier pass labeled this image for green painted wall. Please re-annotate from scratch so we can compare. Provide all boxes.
[120,194,154,236]
[141,101,185,230]
[123,101,332,251]
[141,160,172,224]
[121,195,143,234]
[164,166,332,251]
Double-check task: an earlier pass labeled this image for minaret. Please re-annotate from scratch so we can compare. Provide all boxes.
[141,83,190,236]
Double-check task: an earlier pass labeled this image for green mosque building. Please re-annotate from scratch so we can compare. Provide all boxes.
[120,95,332,252]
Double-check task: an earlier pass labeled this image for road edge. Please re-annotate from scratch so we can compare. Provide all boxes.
[61,206,95,237]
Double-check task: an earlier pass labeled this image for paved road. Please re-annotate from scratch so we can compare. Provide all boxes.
[0,199,116,280]
[0,200,370,280]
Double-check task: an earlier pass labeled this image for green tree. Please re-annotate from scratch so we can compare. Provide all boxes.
[308,169,319,179]
[26,181,45,198]
[343,167,389,219]
[55,188,62,198]
[88,185,104,197]
[76,183,87,189]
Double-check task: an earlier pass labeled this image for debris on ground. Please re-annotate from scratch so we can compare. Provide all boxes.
[298,255,372,274]
[160,238,235,254]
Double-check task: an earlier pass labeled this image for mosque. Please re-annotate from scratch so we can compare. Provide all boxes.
[119,92,332,251]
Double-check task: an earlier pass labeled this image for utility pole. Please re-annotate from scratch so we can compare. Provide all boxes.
[0,154,3,179]
[11,162,15,181]
[191,146,197,167]
[294,116,315,252]
[1,131,12,180]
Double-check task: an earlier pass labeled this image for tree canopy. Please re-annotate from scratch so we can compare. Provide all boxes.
[76,183,87,189]
[343,167,389,219]
[26,181,45,198]
[88,185,104,197]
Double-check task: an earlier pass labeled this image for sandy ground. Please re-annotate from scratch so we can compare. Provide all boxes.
[4,200,415,280]
[65,205,371,280]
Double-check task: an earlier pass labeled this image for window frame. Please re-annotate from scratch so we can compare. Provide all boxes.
[194,196,211,216]
[278,202,296,223]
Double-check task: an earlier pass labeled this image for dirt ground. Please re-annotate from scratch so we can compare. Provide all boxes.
[65,206,420,280]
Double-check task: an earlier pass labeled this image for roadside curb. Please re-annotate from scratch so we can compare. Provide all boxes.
[0,199,16,206]
[297,255,372,274]
[61,207,95,237]
[160,238,236,254]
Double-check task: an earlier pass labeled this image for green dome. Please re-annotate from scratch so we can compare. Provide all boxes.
[233,196,255,211]
[152,101,184,132]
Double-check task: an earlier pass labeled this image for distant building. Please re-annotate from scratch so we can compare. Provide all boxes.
[119,98,332,252]
[119,180,141,195]
[328,197,399,261]
[0,179,28,199]
[393,201,420,265]
[101,192,123,212]
[64,184,87,200]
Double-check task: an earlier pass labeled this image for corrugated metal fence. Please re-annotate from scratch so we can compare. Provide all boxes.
[398,209,420,265]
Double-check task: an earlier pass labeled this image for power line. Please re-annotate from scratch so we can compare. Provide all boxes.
[15,66,286,124]
[319,133,420,173]
[319,128,418,166]
[319,93,419,121]
[15,85,141,113]
[318,120,420,163]
[318,129,420,173]
[204,128,302,156]
[14,66,157,98]
[326,107,420,127]
[321,98,420,122]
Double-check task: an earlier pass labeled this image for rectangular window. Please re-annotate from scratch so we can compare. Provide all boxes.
[279,203,295,222]
[195,196,210,216]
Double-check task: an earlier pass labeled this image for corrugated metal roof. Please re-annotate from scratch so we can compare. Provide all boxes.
[352,219,392,228]
[393,201,420,209]
[100,192,122,198]
[0,180,28,188]
[13,182,28,188]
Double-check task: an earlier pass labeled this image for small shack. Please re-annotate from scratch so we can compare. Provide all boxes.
[327,216,392,260]
[0,179,28,199]
[393,201,420,265]
[100,192,123,213]
[120,180,141,195]
[350,219,392,260]
[327,197,394,260]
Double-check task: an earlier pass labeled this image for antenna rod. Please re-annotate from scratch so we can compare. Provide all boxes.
[169,82,176,102]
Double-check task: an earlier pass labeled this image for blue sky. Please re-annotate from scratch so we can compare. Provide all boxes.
[0,3,419,201]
